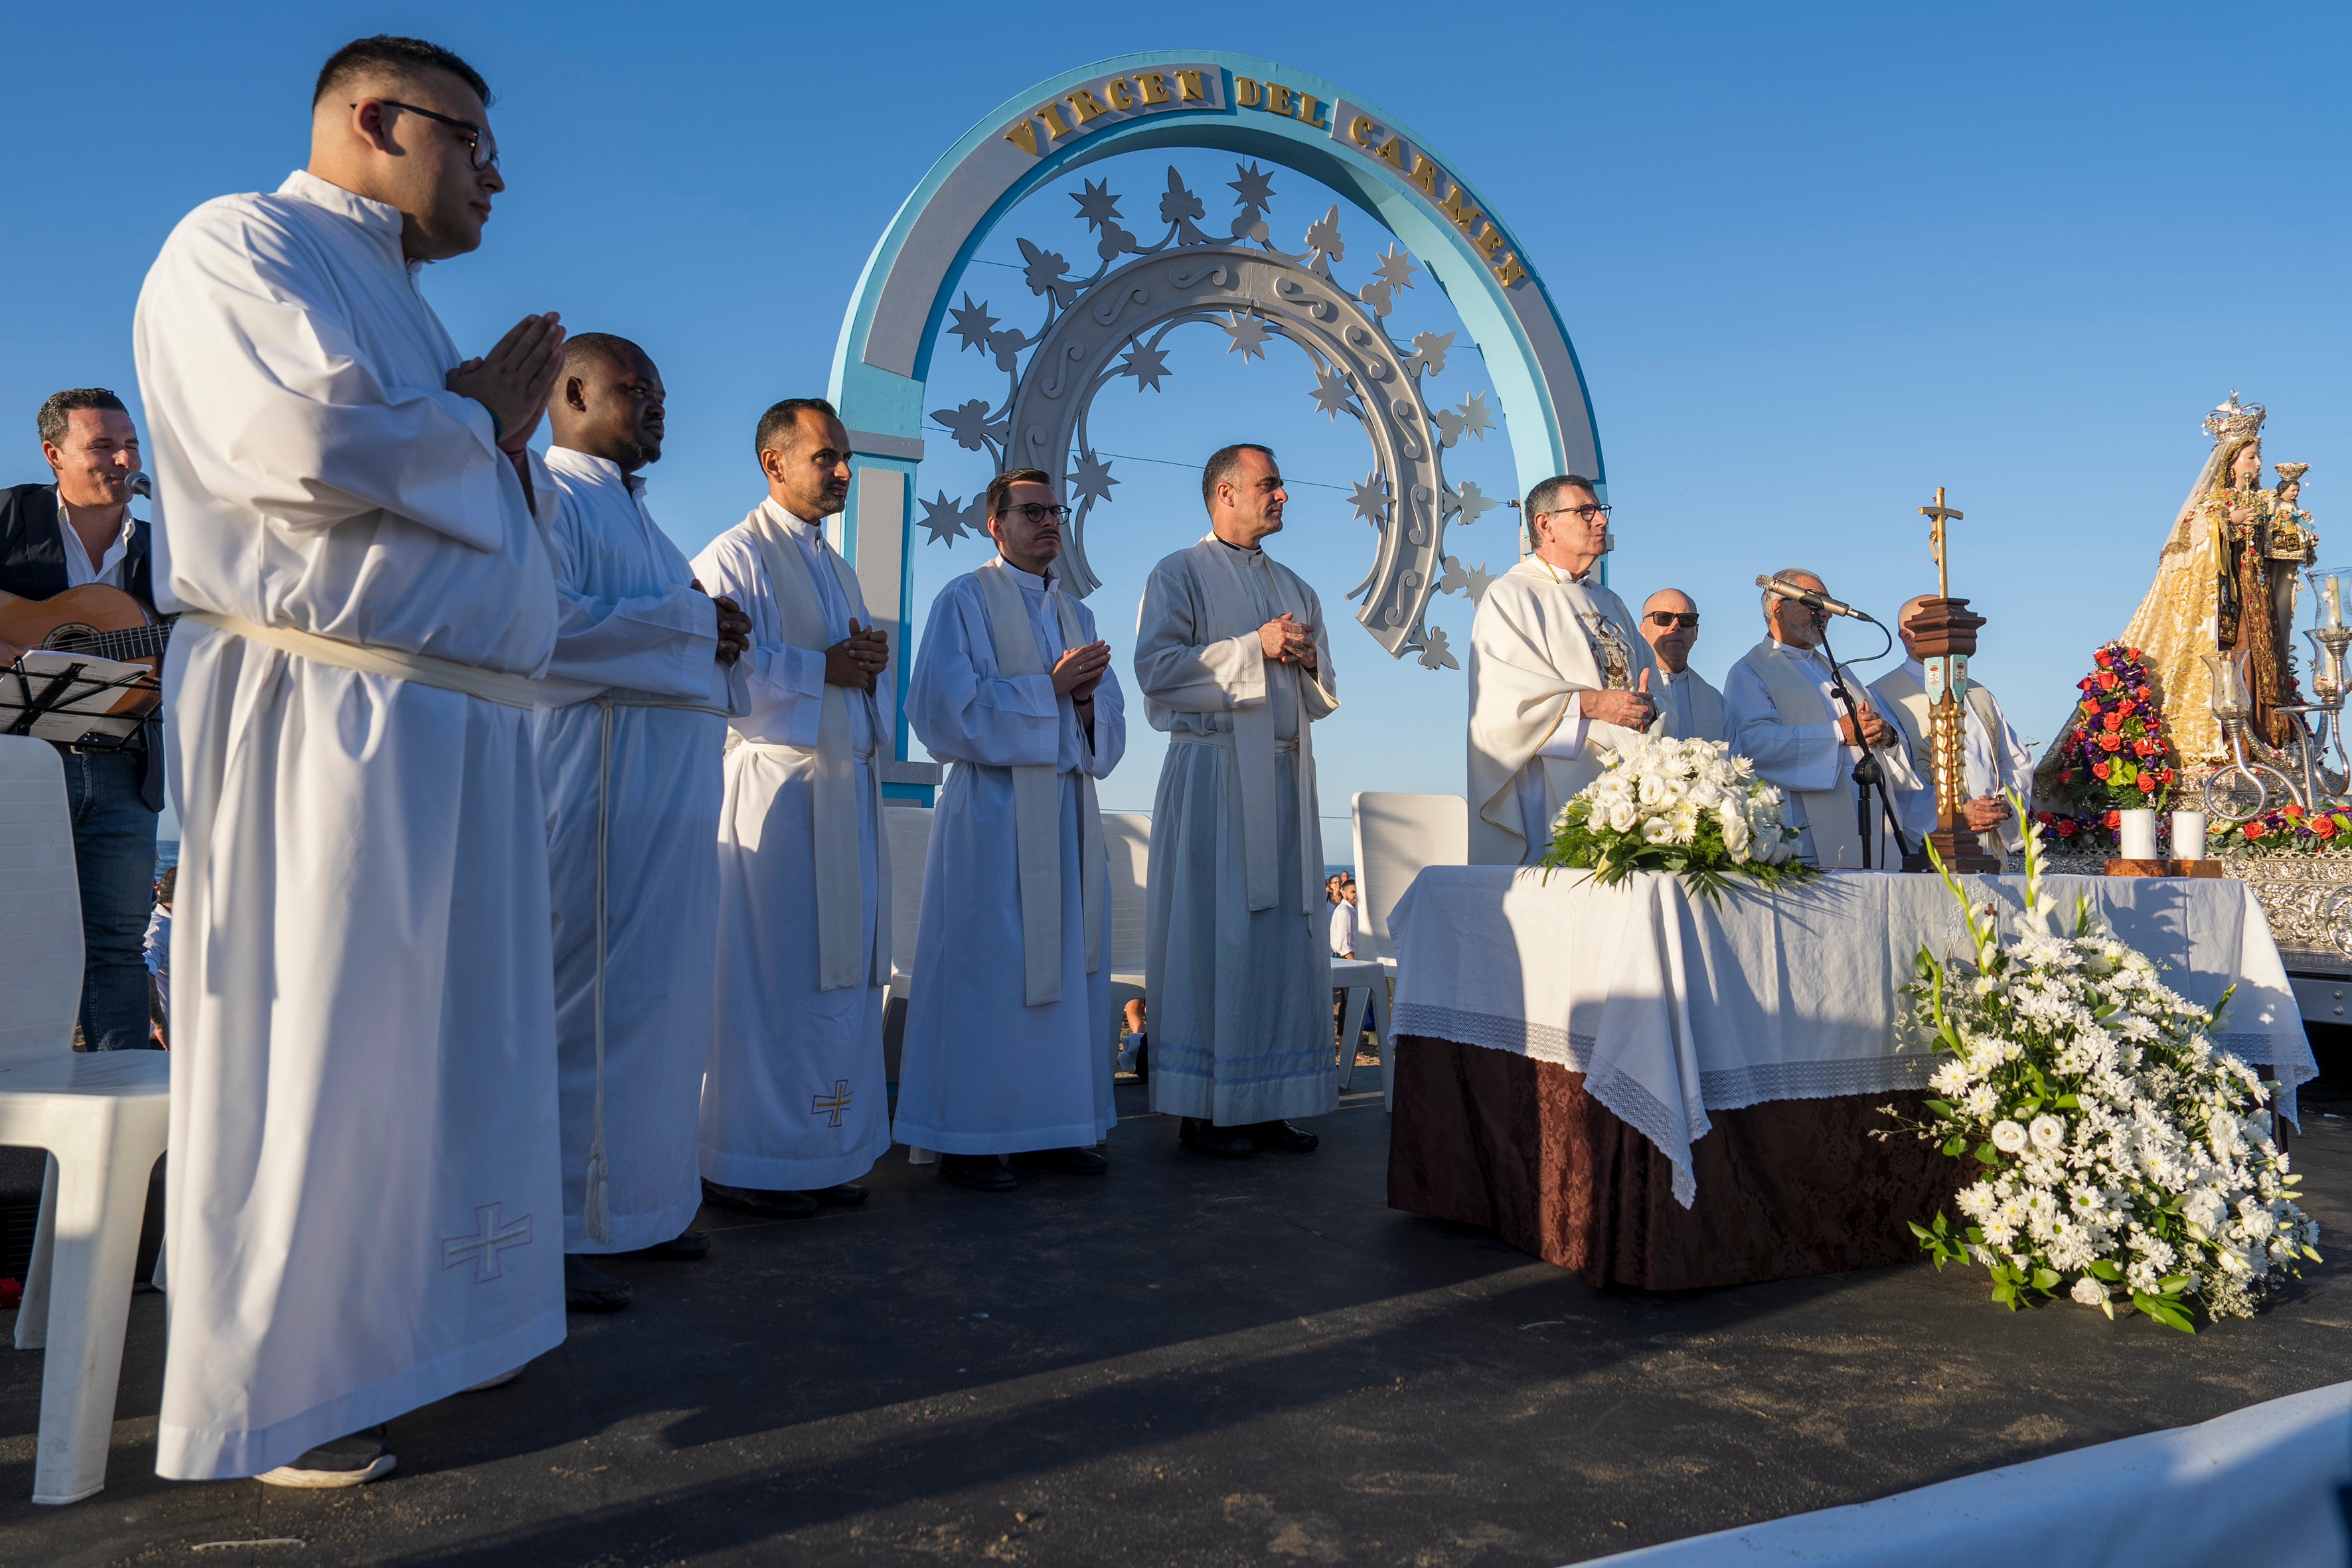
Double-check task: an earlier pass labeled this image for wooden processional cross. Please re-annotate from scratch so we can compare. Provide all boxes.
[1901,487,1999,872]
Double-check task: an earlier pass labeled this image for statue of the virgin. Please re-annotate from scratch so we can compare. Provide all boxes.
[2112,392,2289,765]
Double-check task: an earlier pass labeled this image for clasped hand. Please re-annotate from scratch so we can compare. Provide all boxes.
[692,580,752,666]
[824,620,890,692]
[1962,795,2013,832]
[1580,668,1656,730]
[1258,612,1317,669]
[1052,640,1112,702]
[1838,700,1897,750]
[447,312,565,454]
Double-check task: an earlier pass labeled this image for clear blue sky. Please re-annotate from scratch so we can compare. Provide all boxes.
[7,3,2347,832]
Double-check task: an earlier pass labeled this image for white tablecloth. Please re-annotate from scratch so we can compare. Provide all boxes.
[1389,869,2315,1208]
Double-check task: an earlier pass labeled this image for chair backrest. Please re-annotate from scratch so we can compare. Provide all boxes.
[1352,791,1468,963]
[0,736,82,1067]
[1102,811,1151,975]
[884,805,935,986]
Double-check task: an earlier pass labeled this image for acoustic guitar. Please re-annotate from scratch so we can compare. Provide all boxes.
[0,585,175,716]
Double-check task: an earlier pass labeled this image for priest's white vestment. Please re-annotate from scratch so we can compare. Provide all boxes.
[1467,558,1672,866]
[692,501,892,1190]
[1135,537,1338,1126]
[537,447,730,1251]
[894,559,1126,1155]
[1661,666,1728,745]
[133,170,564,1478]
[1725,637,1923,868]
[1870,659,2035,854]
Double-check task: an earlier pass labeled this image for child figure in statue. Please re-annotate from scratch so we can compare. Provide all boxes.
[2268,463,2315,681]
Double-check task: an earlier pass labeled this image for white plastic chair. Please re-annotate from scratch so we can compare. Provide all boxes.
[0,735,170,1504]
[1103,812,1151,1001]
[1347,792,1470,1108]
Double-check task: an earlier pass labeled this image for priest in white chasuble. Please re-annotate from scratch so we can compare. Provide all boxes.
[1725,570,1922,869]
[536,334,751,1312]
[691,398,892,1219]
[1640,589,1728,744]
[133,37,567,1487]
[1467,475,1668,867]
[1134,443,1338,1159]
[1871,594,2034,857]
[894,469,1126,1193]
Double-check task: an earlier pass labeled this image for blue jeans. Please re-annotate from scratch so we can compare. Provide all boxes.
[58,747,161,1051]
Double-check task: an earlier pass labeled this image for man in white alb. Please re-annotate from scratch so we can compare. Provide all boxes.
[1871,594,2034,857]
[1466,474,1666,866]
[135,35,566,1488]
[537,334,751,1311]
[1135,443,1338,1159]
[894,468,1126,1193]
[1640,589,1727,744]
[1725,570,1921,868]
[692,399,892,1219]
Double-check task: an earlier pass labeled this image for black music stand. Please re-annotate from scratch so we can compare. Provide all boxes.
[1,651,157,750]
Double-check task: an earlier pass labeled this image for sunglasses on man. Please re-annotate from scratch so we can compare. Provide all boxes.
[1644,611,1699,629]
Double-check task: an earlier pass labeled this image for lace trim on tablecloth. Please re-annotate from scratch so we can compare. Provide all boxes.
[2216,1033,2308,1128]
[1394,1003,1593,1071]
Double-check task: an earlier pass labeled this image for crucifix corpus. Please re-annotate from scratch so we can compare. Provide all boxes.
[1901,487,1999,873]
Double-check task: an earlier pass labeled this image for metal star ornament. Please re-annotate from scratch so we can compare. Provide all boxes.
[1220,310,1273,362]
[1072,178,1123,231]
[1349,475,1391,525]
[1374,245,1420,291]
[1229,161,1277,212]
[1308,366,1357,420]
[1068,449,1118,505]
[1117,339,1172,392]
[949,295,998,354]
[920,491,977,547]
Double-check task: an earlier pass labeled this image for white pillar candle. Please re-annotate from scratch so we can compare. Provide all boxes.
[2118,808,2159,860]
[2172,809,2207,861]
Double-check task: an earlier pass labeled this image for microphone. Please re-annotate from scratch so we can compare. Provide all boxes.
[1756,574,1875,623]
[127,470,153,499]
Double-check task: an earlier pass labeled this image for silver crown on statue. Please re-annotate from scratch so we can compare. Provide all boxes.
[2203,391,2267,443]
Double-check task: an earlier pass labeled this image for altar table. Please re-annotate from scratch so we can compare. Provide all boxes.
[1385,868,2316,1290]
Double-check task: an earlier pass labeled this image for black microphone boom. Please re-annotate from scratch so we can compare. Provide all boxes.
[1756,574,1875,623]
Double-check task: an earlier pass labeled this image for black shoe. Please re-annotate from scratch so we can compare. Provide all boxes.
[701,1179,819,1219]
[257,1426,395,1488]
[1242,1119,1320,1154]
[802,1182,870,1208]
[1177,1117,1257,1158]
[565,1255,634,1312]
[638,1228,709,1259]
[941,1153,1018,1192]
[1010,1146,1109,1175]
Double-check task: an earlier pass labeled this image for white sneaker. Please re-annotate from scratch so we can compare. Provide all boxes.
[256,1427,396,1488]
[463,1367,522,1392]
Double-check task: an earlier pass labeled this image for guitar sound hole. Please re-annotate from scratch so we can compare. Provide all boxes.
[42,622,102,649]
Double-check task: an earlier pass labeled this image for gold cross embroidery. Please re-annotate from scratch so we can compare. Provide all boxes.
[812,1080,852,1128]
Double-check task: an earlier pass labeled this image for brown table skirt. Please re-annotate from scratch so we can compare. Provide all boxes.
[1387,1034,1966,1291]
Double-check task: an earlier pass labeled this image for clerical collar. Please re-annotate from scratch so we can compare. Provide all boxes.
[1212,534,1262,556]
[1000,558,1052,589]
[550,447,647,497]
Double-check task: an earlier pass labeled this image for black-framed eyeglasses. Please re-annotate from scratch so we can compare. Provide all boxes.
[996,503,1071,525]
[367,100,500,171]
[1644,611,1699,629]
[1540,503,1611,524]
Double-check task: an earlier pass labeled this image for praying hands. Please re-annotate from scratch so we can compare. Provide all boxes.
[1258,611,1317,669]
[824,619,890,692]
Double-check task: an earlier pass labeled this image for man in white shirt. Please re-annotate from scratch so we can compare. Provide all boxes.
[1639,589,1726,744]
[1871,594,2033,856]
[537,334,750,1310]
[1724,570,1920,868]
[692,399,894,1218]
[135,34,568,1488]
[1466,473,1665,866]
[1328,877,1358,958]
[1,388,167,1052]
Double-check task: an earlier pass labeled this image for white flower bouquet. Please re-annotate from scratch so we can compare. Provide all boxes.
[1539,732,1816,902]
[1889,795,2319,1330]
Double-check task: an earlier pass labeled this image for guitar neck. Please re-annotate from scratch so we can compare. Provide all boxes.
[48,615,177,663]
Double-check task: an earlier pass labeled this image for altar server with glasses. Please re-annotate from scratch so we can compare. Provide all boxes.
[1639,590,1727,744]
[691,398,892,1220]
[893,470,1126,1192]
[1134,443,1338,1159]
[134,35,564,1488]
[536,334,752,1311]
[1725,570,1921,868]
[1871,594,2034,856]
[1467,474,1669,866]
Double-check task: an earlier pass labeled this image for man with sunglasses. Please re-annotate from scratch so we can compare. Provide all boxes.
[1638,590,1727,743]
[134,35,566,1490]
[1468,473,1670,866]
[894,469,1127,1192]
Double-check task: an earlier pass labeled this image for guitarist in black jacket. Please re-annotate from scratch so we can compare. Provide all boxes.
[0,388,166,1050]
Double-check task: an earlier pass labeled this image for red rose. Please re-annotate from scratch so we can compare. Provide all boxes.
[2137,686,2153,700]
[2098,672,2120,691]
[2245,820,2269,840]
[2061,771,2078,784]
[2102,811,2122,830]
[2095,651,2113,668]
[2116,699,2136,717]
[2285,803,2305,819]
[2098,734,2124,753]
[2159,768,2175,784]
[2136,773,2157,793]
[2315,817,2339,840]
[2091,761,2112,780]
[2102,713,2124,732]
[2056,819,2080,838]
[2126,647,2143,660]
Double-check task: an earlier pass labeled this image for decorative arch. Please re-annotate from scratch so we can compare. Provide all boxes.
[824,51,1603,784]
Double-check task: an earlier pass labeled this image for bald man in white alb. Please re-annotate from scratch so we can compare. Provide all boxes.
[1638,589,1725,743]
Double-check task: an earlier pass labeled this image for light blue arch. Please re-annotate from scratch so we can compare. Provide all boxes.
[824,50,1603,793]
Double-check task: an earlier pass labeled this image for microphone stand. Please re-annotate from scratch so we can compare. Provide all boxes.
[1812,615,1915,870]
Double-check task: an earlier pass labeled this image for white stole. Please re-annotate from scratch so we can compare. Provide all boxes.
[1738,639,1871,870]
[973,558,1105,1006]
[742,507,892,991]
[1196,541,1327,916]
